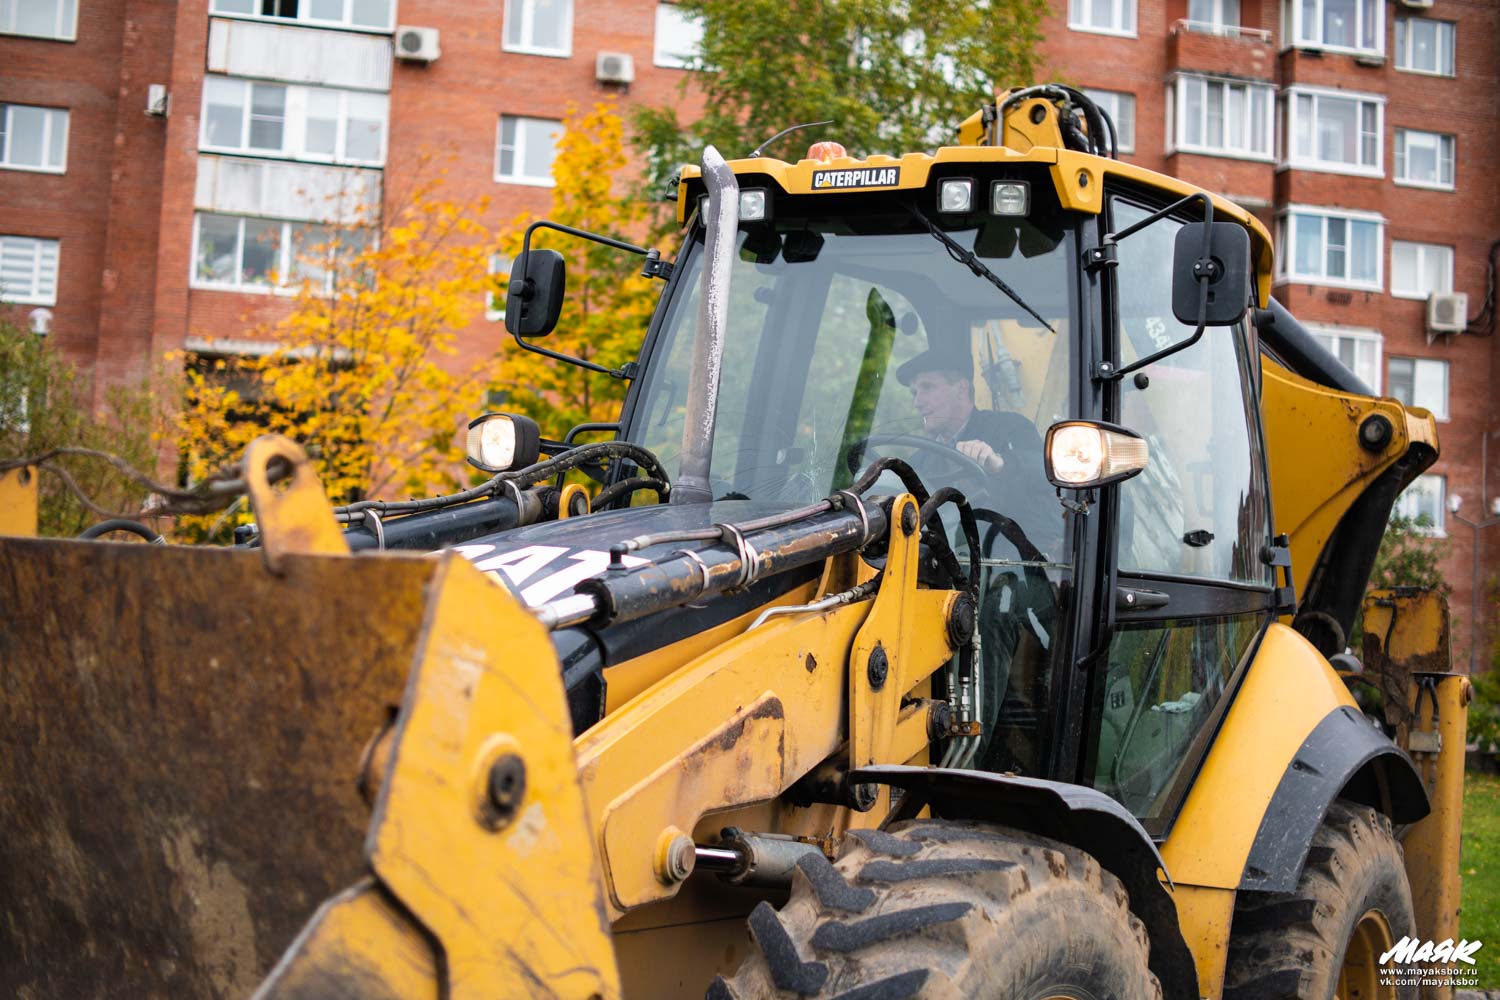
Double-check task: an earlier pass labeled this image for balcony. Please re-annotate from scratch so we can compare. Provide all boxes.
[207,17,393,91]
[1168,19,1275,81]
[194,155,381,226]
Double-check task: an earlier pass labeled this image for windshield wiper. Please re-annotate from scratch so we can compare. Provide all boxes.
[912,207,1056,334]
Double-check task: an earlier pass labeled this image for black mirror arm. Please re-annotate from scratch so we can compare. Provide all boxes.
[509,329,637,380]
[1092,192,1216,383]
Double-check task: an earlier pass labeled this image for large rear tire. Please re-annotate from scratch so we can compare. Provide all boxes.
[710,819,1163,1000]
[1223,799,1416,1000]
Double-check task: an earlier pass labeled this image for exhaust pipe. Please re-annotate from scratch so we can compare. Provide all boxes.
[672,145,739,505]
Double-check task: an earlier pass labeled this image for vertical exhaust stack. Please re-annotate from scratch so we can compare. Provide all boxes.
[672,145,739,505]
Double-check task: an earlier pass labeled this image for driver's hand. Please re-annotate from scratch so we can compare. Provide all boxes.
[956,439,1004,474]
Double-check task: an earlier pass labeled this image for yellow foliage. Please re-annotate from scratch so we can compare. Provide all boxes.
[493,102,661,435]
[176,178,495,540]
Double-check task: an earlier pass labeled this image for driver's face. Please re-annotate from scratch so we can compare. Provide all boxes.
[911,371,973,439]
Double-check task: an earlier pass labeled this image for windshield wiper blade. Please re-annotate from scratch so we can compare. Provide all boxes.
[913,208,1056,334]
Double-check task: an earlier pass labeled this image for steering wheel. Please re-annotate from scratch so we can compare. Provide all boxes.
[845,433,992,496]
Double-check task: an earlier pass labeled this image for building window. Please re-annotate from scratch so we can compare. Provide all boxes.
[503,0,572,56]
[208,0,395,32]
[1286,89,1382,175]
[192,212,367,293]
[0,104,68,173]
[1082,90,1135,153]
[1169,76,1273,159]
[0,236,60,306]
[1395,18,1456,76]
[0,0,77,40]
[1283,0,1381,54]
[495,116,561,186]
[1068,0,1136,36]
[1394,473,1446,534]
[1277,208,1383,290]
[1390,241,1453,301]
[1387,357,1448,420]
[200,77,388,166]
[1394,128,1455,190]
[654,2,704,69]
[1186,0,1240,31]
[1308,325,1382,391]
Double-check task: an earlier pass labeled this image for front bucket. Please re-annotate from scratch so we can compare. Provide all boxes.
[0,536,440,998]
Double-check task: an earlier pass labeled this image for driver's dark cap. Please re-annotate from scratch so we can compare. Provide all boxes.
[896,345,974,387]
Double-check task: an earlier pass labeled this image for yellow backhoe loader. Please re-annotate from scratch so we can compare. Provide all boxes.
[0,86,1470,1000]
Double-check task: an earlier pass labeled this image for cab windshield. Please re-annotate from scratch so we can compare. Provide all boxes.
[629,186,1080,776]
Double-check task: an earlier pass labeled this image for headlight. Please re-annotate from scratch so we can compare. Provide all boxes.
[938,178,974,214]
[1044,420,1148,489]
[466,413,541,473]
[991,181,1030,216]
[739,189,769,222]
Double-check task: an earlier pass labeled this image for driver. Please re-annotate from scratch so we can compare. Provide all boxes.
[895,344,1039,481]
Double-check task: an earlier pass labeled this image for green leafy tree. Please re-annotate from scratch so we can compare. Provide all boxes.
[0,312,162,536]
[1348,513,1453,652]
[1469,580,1500,750]
[634,0,1048,191]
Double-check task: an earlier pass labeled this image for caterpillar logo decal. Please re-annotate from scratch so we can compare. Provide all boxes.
[811,166,900,191]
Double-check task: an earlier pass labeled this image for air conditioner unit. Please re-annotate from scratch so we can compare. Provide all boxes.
[145,83,169,117]
[395,25,440,62]
[1426,291,1469,334]
[1398,0,1434,9]
[596,51,635,84]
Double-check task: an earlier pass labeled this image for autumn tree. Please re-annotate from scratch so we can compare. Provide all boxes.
[177,179,495,539]
[634,0,1048,191]
[0,312,162,535]
[492,103,661,436]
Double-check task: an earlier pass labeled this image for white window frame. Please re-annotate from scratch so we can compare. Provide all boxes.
[1186,0,1240,32]
[199,76,388,167]
[653,1,704,69]
[1386,356,1449,421]
[1082,89,1135,153]
[1306,324,1382,393]
[1390,241,1454,301]
[502,0,573,57]
[1394,473,1446,535]
[190,212,367,295]
[1276,206,1385,291]
[0,0,78,41]
[0,104,69,173]
[494,115,561,187]
[0,235,61,306]
[1068,0,1137,37]
[1393,128,1455,191]
[206,0,396,33]
[1283,86,1383,177]
[1394,17,1456,76]
[1167,75,1275,162]
[1281,0,1383,55]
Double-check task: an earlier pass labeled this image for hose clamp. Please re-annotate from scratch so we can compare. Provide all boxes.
[363,508,386,550]
[716,522,759,591]
[834,490,871,546]
[677,548,712,592]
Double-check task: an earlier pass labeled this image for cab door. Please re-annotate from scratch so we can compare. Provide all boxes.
[1087,192,1277,837]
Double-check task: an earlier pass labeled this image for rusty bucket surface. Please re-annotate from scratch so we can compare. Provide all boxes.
[0,536,441,999]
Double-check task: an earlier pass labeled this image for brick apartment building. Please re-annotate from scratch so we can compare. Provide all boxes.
[1,0,1497,656]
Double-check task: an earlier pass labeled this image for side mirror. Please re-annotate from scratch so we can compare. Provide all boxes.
[1171,222,1250,327]
[505,249,566,337]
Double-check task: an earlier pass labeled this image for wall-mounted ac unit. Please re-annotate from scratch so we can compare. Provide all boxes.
[395,26,440,62]
[1426,291,1469,334]
[1398,0,1434,9]
[596,51,635,84]
[145,84,169,117]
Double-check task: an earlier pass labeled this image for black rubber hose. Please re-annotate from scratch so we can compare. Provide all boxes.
[919,486,981,595]
[592,476,670,510]
[78,519,165,544]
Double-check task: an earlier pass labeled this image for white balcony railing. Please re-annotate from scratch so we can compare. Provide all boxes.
[1171,19,1273,43]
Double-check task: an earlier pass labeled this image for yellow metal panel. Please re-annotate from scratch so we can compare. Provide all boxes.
[257,881,439,999]
[1161,623,1357,888]
[0,465,37,537]
[366,555,621,1000]
[243,436,349,573]
[1261,361,1436,602]
[1169,884,1236,999]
